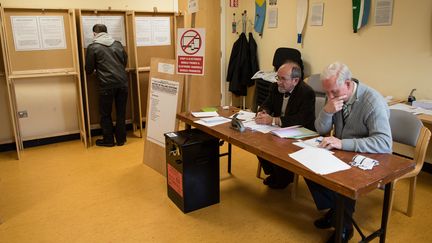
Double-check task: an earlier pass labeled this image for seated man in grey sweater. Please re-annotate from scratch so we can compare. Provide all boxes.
[306,62,392,243]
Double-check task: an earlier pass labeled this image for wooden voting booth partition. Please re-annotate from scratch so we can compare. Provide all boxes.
[143,58,183,176]
[76,9,135,146]
[0,11,20,159]
[130,11,183,137]
[0,7,86,155]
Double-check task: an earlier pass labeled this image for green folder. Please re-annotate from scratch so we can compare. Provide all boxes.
[201,107,218,112]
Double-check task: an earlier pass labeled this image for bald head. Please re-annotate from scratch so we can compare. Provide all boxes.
[276,62,301,93]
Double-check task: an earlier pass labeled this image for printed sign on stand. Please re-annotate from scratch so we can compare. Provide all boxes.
[176,28,205,76]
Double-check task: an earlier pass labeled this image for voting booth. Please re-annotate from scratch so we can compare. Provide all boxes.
[0,7,85,156]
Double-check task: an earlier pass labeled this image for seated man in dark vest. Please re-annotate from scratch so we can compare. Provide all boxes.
[255,61,315,189]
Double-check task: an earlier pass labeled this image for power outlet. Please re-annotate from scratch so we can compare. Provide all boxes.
[18,110,28,118]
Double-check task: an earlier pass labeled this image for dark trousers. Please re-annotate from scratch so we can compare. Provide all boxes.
[305,179,355,229]
[258,156,294,184]
[99,87,128,143]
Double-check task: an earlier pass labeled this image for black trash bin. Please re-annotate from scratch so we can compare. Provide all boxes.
[164,129,220,213]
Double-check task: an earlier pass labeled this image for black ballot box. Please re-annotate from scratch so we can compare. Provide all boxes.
[164,129,220,213]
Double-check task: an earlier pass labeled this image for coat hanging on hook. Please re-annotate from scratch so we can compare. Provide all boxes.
[227,31,259,96]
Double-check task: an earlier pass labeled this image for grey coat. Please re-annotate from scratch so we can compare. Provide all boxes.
[315,80,392,153]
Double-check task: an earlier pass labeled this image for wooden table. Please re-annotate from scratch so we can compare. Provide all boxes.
[177,107,414,243]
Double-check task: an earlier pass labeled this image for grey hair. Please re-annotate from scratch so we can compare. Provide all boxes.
[320,62,352,86]
[291,66,302,80]
[280,61,302,80]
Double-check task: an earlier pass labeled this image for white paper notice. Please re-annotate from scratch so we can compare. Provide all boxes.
[310,2,324,26]
[38,16,66,49]
[188,0,199,14]
[11,16,41,51]
[102,16,126,46]
[158,63,175,75]
[81,16,101,47]
[135,17,171,46]
[81,16,126,47]
[11,16,67,51]
[374,0,393,25]
[146,78,180,147]
[289,148,351,175]
[268,8,278,28]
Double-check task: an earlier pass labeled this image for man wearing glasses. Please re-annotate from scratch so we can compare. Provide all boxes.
[255,61,316,189]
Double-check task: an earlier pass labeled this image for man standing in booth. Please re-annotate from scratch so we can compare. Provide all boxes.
[85,24,128,147]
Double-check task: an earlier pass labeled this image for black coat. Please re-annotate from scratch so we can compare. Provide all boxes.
[226,32,259,96]
[85,41,128,91]
[260,81,316,131]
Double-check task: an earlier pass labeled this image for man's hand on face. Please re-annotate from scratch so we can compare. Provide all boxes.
[324,95,347,114]
[255,110,272,125]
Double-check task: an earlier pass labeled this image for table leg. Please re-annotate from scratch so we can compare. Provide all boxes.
[379,183,393,243]
[335,194,345,243]
[227,143,232,173]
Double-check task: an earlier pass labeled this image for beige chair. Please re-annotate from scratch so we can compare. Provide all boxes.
[389,109,431,216]
[305,74,325,97]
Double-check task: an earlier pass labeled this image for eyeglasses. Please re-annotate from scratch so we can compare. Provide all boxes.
[275,75,292,82]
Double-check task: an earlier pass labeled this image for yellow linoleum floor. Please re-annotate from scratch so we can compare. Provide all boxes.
[0,135,432,242]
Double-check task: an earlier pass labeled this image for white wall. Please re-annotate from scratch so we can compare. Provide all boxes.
[225,0,432,107]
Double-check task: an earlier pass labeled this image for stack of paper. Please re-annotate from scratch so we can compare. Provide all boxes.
[191,111,219,117]
[289,148,351,175]
[194,116,230,127]
[293,136,323,149]
[271,125,318,139]
[229,110,256,121]
[243,120,279,133]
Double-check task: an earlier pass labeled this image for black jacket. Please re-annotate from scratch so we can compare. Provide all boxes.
[226,32,259,96]
[85,40,128,91]
[260,81,316,130]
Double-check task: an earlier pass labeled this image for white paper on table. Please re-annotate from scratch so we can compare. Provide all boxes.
[191,111,219,117]
[230,110,256,121]
[293,136,323,149]
[194,117,230,127]
[289,148,351,175]
[243,120,279,133]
